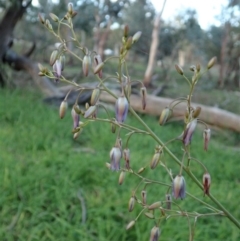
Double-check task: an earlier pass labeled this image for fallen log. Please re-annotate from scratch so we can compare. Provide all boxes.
[100,91,240,133]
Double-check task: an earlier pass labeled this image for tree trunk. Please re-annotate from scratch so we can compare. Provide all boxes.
[143,0,167,87]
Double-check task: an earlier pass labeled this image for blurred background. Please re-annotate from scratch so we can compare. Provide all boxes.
[0,0,240,240]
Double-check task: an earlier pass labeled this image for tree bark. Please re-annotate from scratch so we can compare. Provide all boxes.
[143,0,167,87]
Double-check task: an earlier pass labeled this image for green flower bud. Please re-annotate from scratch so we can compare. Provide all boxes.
[90,89,101,106]
[126,220,135,230]
[49,13,59,22]
[132,31,142,43]
[144,212,154,219]
[128,197,135,212]
[148,201,161,210]
[159,107,172,125]
[175,64,184,75]
[192,106,201,118]
[137,167,145,174]
[59,100,68,119]
[50,50,58,66]
[38,13,45,24]
[125,37,133,50]
[207,56,217,69]
[82,55,91,77]
[150,152,160,169]
[118,171,125,185]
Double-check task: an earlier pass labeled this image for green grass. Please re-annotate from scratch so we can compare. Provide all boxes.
[0,89,239,241]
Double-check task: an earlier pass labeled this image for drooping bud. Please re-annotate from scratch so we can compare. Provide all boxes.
[126,220,135,230]
[203,128,211,151]
[84,105,97,118]
[165,194,171,210]
[150,151,161,169]
[71,105,80,129]
[159,107,172,125]
[109,147,122,171]
[50,50,58,66]
[203,172,211,196]
[141,190,147,205]
[149,226,161,241]
[182,119,198,146]
[49,13,59,22]
[140,86,147,110]
[172,175,186,199]
[128,197,135,212]
[192,106,201,118]
[207,56,217,69]
[118,171,125,185]
[115,96,129,123]
[53,59,62,82]
[123,148,130,169]
[82,55,91,77]
[90,89,101,106]
[132,31,142,43]
[148,201,161,210]
[175,64,184,75]
[59,100,68,119]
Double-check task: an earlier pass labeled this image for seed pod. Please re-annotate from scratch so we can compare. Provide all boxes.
[126,220,135,230]
[175,64,184,75]
[128,197,135,212]
[59,100,68,119]
[90,89,101,106]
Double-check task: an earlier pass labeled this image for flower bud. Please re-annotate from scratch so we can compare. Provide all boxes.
[196,63,201,72]
[192,106,201,118]
[203,172,211,196]
[118,171,125,185]
[150,151,161,169]
[38,13,45,24]
[123,24,129,38]
[111,121,117,133]
[105,162,111,169]
[123,148,130,169]
[203,128,211,151]
[126,220,135,230]
[94,55,103,78]
[90,89,100,106]
[94,62,104,76]
[183,119,198,146]
[148,201,161,210]
[172,175,186,199]
[175,64,184,75]
[45,19,52,30]
[50,50,58,66]
[165,194,171,210]
[149,226,161,241]
[207,56,217,69]
[71,105,80,129]
[115,96,129,123]
[141,190,147,205]
[109,147,122,171]
[125,37,132,50]
[68,2,73,14]
[159,107,172,125]
[59,100,68,119]
[140,87,147,110]
[84,106,97,118]
[132,31,142,43]
[82,55,91,77]
[73,129,82,139]
[60,55,65,71]
[49,13,59,22]
[137,167,145,174]
[144,212,154,219]
[128,197,135,212]
[53,59,62,82]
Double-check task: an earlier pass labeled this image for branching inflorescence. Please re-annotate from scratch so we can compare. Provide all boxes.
[38,3,240,240]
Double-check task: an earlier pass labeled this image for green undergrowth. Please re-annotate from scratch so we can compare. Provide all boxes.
[0,89,239,241]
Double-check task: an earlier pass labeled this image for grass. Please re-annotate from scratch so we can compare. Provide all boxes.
[0,89,239,241]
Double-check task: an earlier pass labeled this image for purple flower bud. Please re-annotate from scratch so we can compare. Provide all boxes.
[149,226,161,241]
[115,96,129,123]
[172,175,186,199]
[71,106,80,129]
[203,128,211,151]
[53,59,62,82]
[109,147,122,171]
[203,172,211,196]
[183,119,198,146]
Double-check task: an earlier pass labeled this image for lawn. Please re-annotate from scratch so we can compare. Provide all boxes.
[0,89,239,241]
